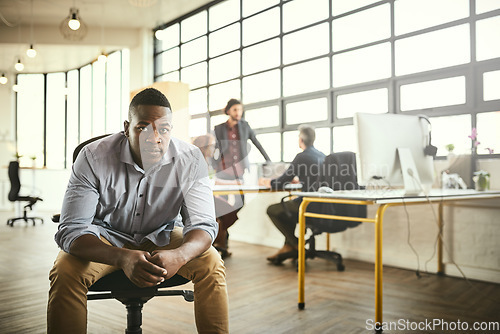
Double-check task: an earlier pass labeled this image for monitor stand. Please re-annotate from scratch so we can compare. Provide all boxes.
[397,147,423,196]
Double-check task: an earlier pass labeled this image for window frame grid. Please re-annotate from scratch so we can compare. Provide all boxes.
[153,0,500,166]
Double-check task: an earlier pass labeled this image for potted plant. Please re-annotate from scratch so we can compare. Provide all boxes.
[473,170,490,191]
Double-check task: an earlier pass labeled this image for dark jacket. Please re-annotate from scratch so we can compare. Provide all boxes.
[213,119,271,172]
[270,146,326,192]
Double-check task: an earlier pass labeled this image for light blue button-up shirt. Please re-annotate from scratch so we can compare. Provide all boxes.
[55,132,217,253]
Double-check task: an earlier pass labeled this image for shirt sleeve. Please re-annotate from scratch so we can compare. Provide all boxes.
[54,147,102,252]
[248,125,271,162]
[180,149,218,242]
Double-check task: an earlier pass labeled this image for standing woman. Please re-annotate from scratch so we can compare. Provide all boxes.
[213,98,271,183]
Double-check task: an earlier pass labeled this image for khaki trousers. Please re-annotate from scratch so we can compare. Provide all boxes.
[47,227,229,333]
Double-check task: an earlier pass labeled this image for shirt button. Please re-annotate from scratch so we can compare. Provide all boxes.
[233,155,238,159]
[231,134,236,138]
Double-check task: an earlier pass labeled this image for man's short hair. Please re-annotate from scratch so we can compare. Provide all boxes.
[298,124,315,147]
[129,88,172,120]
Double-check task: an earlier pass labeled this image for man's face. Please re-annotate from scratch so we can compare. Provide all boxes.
[124,105,172,170]
[227,104,243,122]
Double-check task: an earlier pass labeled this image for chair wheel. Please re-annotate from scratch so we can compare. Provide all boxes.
[337,263,345,271]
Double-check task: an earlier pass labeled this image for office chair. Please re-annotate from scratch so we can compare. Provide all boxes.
[7,160,44,226]
[271,152,366,271]
[52,135,194,334]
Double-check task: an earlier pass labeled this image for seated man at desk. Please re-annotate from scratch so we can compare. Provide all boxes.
[259,125,325,262]
[48,88,228,333]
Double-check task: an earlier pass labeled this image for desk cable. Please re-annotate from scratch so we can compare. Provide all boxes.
[407,169,500,305]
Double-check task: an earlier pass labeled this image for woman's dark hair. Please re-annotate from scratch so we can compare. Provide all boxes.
[223,98,241,115]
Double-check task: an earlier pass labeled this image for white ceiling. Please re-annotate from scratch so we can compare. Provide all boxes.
[0,0,212,75]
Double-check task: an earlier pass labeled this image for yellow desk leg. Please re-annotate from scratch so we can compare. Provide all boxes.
[298,199,310,310]
[437,202,444,275]
[374,204,388,328]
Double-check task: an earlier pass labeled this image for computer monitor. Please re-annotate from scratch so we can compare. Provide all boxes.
[354,112,435,195]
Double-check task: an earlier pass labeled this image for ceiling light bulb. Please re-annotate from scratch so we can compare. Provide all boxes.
[155,29,164,40]
[15,60,24,72]
[68,13,81,30]
[0,74,7,85]
[26,45,37,58]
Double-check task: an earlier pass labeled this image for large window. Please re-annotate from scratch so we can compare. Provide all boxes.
[154,0,500,174]
[15,50,129,169]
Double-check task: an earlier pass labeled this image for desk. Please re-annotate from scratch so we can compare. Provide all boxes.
[294,189,500,325]
[212,183,302,196]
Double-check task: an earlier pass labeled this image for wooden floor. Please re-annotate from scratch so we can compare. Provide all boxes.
[1,211,499,334]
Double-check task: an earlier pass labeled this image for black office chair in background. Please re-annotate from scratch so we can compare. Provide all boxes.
[52,135,194,334]
[272,152,366,271]
[7,160,44,227]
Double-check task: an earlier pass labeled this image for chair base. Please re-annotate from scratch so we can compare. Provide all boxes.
[87,271,193,334]
[269,237,345,271]
[7,216,44,227]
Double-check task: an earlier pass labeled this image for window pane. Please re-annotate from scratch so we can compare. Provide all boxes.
[476,0,500,14]
[332,43,391,87]
[245,106,279,129]
[242,8,280,46]
[189,118,208,138]
[46,73,66,169]
[181,62,207,90]
[395,0,469,36]
[242,38,280,75]
[158,71,179,82]
[243,0,279,17]
[283,0,329,33]
[209,0,240,31]
[209,79,241,111]
[242,70,280,104]
[189,88,207,115]
[283,57,330,96]
[106,52,122,134]
[92,60,106,136]
[283,23,329,64]
[333,125,357,153]
[396,24,470,76]
[332,0,379,16]
[483,70,500,101]
[67,70,79,165]
[430,115,471,155]
[181,36,207,67]
[400,76,466,111]
[476,111,500,154]
[314,127,331,156]
[181,10,207,42]
[209,23,240,57]
[211,114,228,129]
[283,130,300,162]
[286,98,328,125]
[160,47,179,73]
[209,51,240,84]
[337,88,388,119]
[476,16,500,61]
[156,23,179,50]
[80,65,92,142]
[249,133,281,163]
[17,74,45,167]
[332,4,390,51]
